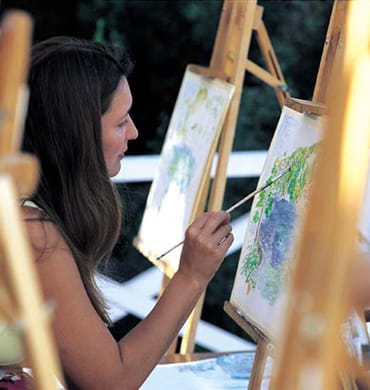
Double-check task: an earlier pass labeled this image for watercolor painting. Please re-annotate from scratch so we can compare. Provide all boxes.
[241,143,318,305]
[142,351,271,389]
[230,106,324,341]
[135,68,234,275]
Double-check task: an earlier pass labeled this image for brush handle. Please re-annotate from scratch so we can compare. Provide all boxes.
[156,168,290,260]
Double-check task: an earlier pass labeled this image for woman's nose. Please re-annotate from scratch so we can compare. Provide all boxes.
[128,116,139,140]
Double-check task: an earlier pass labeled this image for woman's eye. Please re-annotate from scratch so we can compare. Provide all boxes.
[118,120,128,128]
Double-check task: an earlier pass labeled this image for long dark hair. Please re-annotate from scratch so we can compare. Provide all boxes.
[23,36,133,323]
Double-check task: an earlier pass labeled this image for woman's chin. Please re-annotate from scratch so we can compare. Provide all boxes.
[108,163,121,177]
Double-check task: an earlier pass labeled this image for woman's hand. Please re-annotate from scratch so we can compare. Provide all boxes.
[177,211,233,288]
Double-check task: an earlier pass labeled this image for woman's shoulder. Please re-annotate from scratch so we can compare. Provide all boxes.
[20,204,82,296]
[21,204,69,258]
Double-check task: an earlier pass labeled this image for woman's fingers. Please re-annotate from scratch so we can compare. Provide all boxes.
[216,223,233,246]
[189,211,230,234]
[185,211,233,253]
[179,211,234,286]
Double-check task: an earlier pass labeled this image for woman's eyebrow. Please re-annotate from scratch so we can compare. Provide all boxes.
[118,110,130,122]
[121,103,133,118]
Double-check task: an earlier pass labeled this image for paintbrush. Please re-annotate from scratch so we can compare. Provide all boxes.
[156,167,291,261]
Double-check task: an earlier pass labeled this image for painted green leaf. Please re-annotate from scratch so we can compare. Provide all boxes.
[241,243,261,288]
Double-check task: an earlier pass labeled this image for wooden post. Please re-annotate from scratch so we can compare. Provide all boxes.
[248,339,269,389]
[0,10,64,389]
[0,11,31,155]
[286,0,348,113]
[0,176,63,389]
[207,0,257,212]
[177,0,258,354]
[312,0,348,104]
[270,1,370,388]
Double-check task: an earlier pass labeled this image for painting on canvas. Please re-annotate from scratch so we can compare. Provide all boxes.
[134,67,234,275]
[142,351,271,389]
[230,106,324,341]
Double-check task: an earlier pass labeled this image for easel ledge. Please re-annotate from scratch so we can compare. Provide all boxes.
[285,96,326,116]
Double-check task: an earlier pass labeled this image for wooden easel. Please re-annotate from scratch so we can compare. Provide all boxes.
[159,0,290,355]
[223,1,348,388]
[0,10,63,389]
[271,1,370,388]
[286,0,347,114]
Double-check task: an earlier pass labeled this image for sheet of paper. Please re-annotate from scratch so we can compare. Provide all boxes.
[142,351,271,389]
[230,106,324,341]
[135,68,234,274]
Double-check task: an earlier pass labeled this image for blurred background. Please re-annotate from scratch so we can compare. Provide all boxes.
[0,0,333,346]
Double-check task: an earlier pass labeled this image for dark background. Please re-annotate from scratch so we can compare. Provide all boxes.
[1,0,333,348]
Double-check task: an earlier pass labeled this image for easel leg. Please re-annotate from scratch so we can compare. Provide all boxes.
[160,273,178,355]
[179,292,206,354]
[248,339,268,390]
[0,176,63,389]
[161,274,206,354]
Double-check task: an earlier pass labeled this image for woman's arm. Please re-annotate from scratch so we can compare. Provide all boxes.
[23,208,232,390]
[118,211,233,386]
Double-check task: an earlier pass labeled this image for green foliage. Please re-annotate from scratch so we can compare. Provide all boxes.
[252,143,318,221]
[241,243,261,287]
[258,260,287,306]
[167,146,195,191]
[242,143,318,295]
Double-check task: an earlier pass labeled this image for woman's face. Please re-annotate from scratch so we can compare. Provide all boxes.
[101,77,138,177]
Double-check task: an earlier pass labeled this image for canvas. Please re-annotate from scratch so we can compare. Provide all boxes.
[134,68,234,275]
[230,106,324,341]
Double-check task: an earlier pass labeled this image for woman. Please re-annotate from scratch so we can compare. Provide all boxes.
[21,36,233,389]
